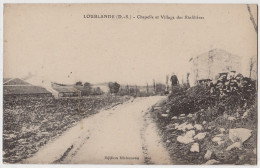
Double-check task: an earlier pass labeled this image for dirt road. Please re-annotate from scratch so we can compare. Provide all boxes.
[24,96,172,164]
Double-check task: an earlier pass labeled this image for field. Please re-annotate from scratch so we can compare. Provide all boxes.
[3,95,130,163]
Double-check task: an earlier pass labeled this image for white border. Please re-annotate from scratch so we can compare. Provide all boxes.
[0,0,260,3]
[0,1,259,168]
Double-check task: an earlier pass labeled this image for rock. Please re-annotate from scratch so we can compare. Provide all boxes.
[4,134,16,141]
[228,116,236,121]
[171,116,177,120]
[173,123,179,127]
[226,142,242,151]
[177,135,194,144]
[194,124,203,131]
[194,132,207,140]
[242,109,250,119]
[165,124,175,130]
[253,148,256,154]
[204,159,220,165]
[215,133,224,137]
[212,136,224,145]
[204,150,212,160]
[180,114,185,117]
[238,155,246,161]
[235,111,240,118]
[185,130,196,138]
[202,121,207,125]
[154,106,161,110]
[176,122,194,131]
[219,128,225,134]
[166,140,171,143]
[223,113,229,119]
[212,136,221,142]
[190,143,199,152]
[208,126,212,130]
[185,124,194,130]
[166,109,170,113]
[229,128,252,143]
[187,114,193,118]
[161,114,168,117]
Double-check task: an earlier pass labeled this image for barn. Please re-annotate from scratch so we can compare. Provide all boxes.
[51,83,81,98]
[3,78,52,97]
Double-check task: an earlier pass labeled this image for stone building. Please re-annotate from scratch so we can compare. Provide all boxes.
[188,48,242,86]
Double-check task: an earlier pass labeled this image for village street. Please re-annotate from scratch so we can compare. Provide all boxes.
[23,96,172,164]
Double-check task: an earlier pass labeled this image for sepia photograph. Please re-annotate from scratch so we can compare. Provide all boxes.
[2,3,258,165]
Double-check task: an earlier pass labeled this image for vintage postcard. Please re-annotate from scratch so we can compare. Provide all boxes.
[2,3,258,165]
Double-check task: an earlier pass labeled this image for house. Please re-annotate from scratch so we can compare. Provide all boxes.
[92,83,110,93]
[188,48,242,86]
[3,78,52,97]
[24,76,59,98]
[51,83,81,98]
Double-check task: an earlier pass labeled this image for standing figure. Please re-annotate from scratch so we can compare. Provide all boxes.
[170,73,179,90]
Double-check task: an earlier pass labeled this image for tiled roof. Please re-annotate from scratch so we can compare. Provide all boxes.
[3,78,31,86]
[4,85,51,95]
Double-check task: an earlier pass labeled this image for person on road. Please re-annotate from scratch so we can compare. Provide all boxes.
[170,73,179,90]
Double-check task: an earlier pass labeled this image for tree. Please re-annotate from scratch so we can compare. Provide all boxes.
[84,82,91,88]
[126,84,130,95]
[156,83,166,93]
[153,79,156,93]
[95,87,103,95]
[76,81,83,86]
[146,83,149,94]
[247,4,257,34]
[108,82,120,94]
[249,57,255,78]
[186,73,190,88]
[166,75,169,92]
[114,82,120,94]
[83,82,92,95]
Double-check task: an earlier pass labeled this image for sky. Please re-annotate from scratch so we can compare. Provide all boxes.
[3,4,257,86]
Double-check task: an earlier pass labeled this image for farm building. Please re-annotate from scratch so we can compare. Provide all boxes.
[24,76,59,98]
[188,48,242,86]
[92,83,110,93]
[51,83,81,98]
[3,78,52,97]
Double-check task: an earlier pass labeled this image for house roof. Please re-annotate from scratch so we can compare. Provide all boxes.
[191,48,241,61]
[3,78,31,86]
[4,85,51,95]
[3,78,52,95]
[51,82,81,93]
[3,78,12,83]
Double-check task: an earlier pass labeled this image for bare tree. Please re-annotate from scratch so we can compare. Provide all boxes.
[249,57,255,78]
[166,75,169,91]
[126,84,130,95]
[153,79,156,93]
[247,4,257,34]
[146,83,149,94]
[187,72,190,88]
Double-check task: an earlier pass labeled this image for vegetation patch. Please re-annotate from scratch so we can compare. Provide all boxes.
[151,73,257,165]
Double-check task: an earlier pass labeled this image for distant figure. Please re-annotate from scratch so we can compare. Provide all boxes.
[170,73,179,87]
